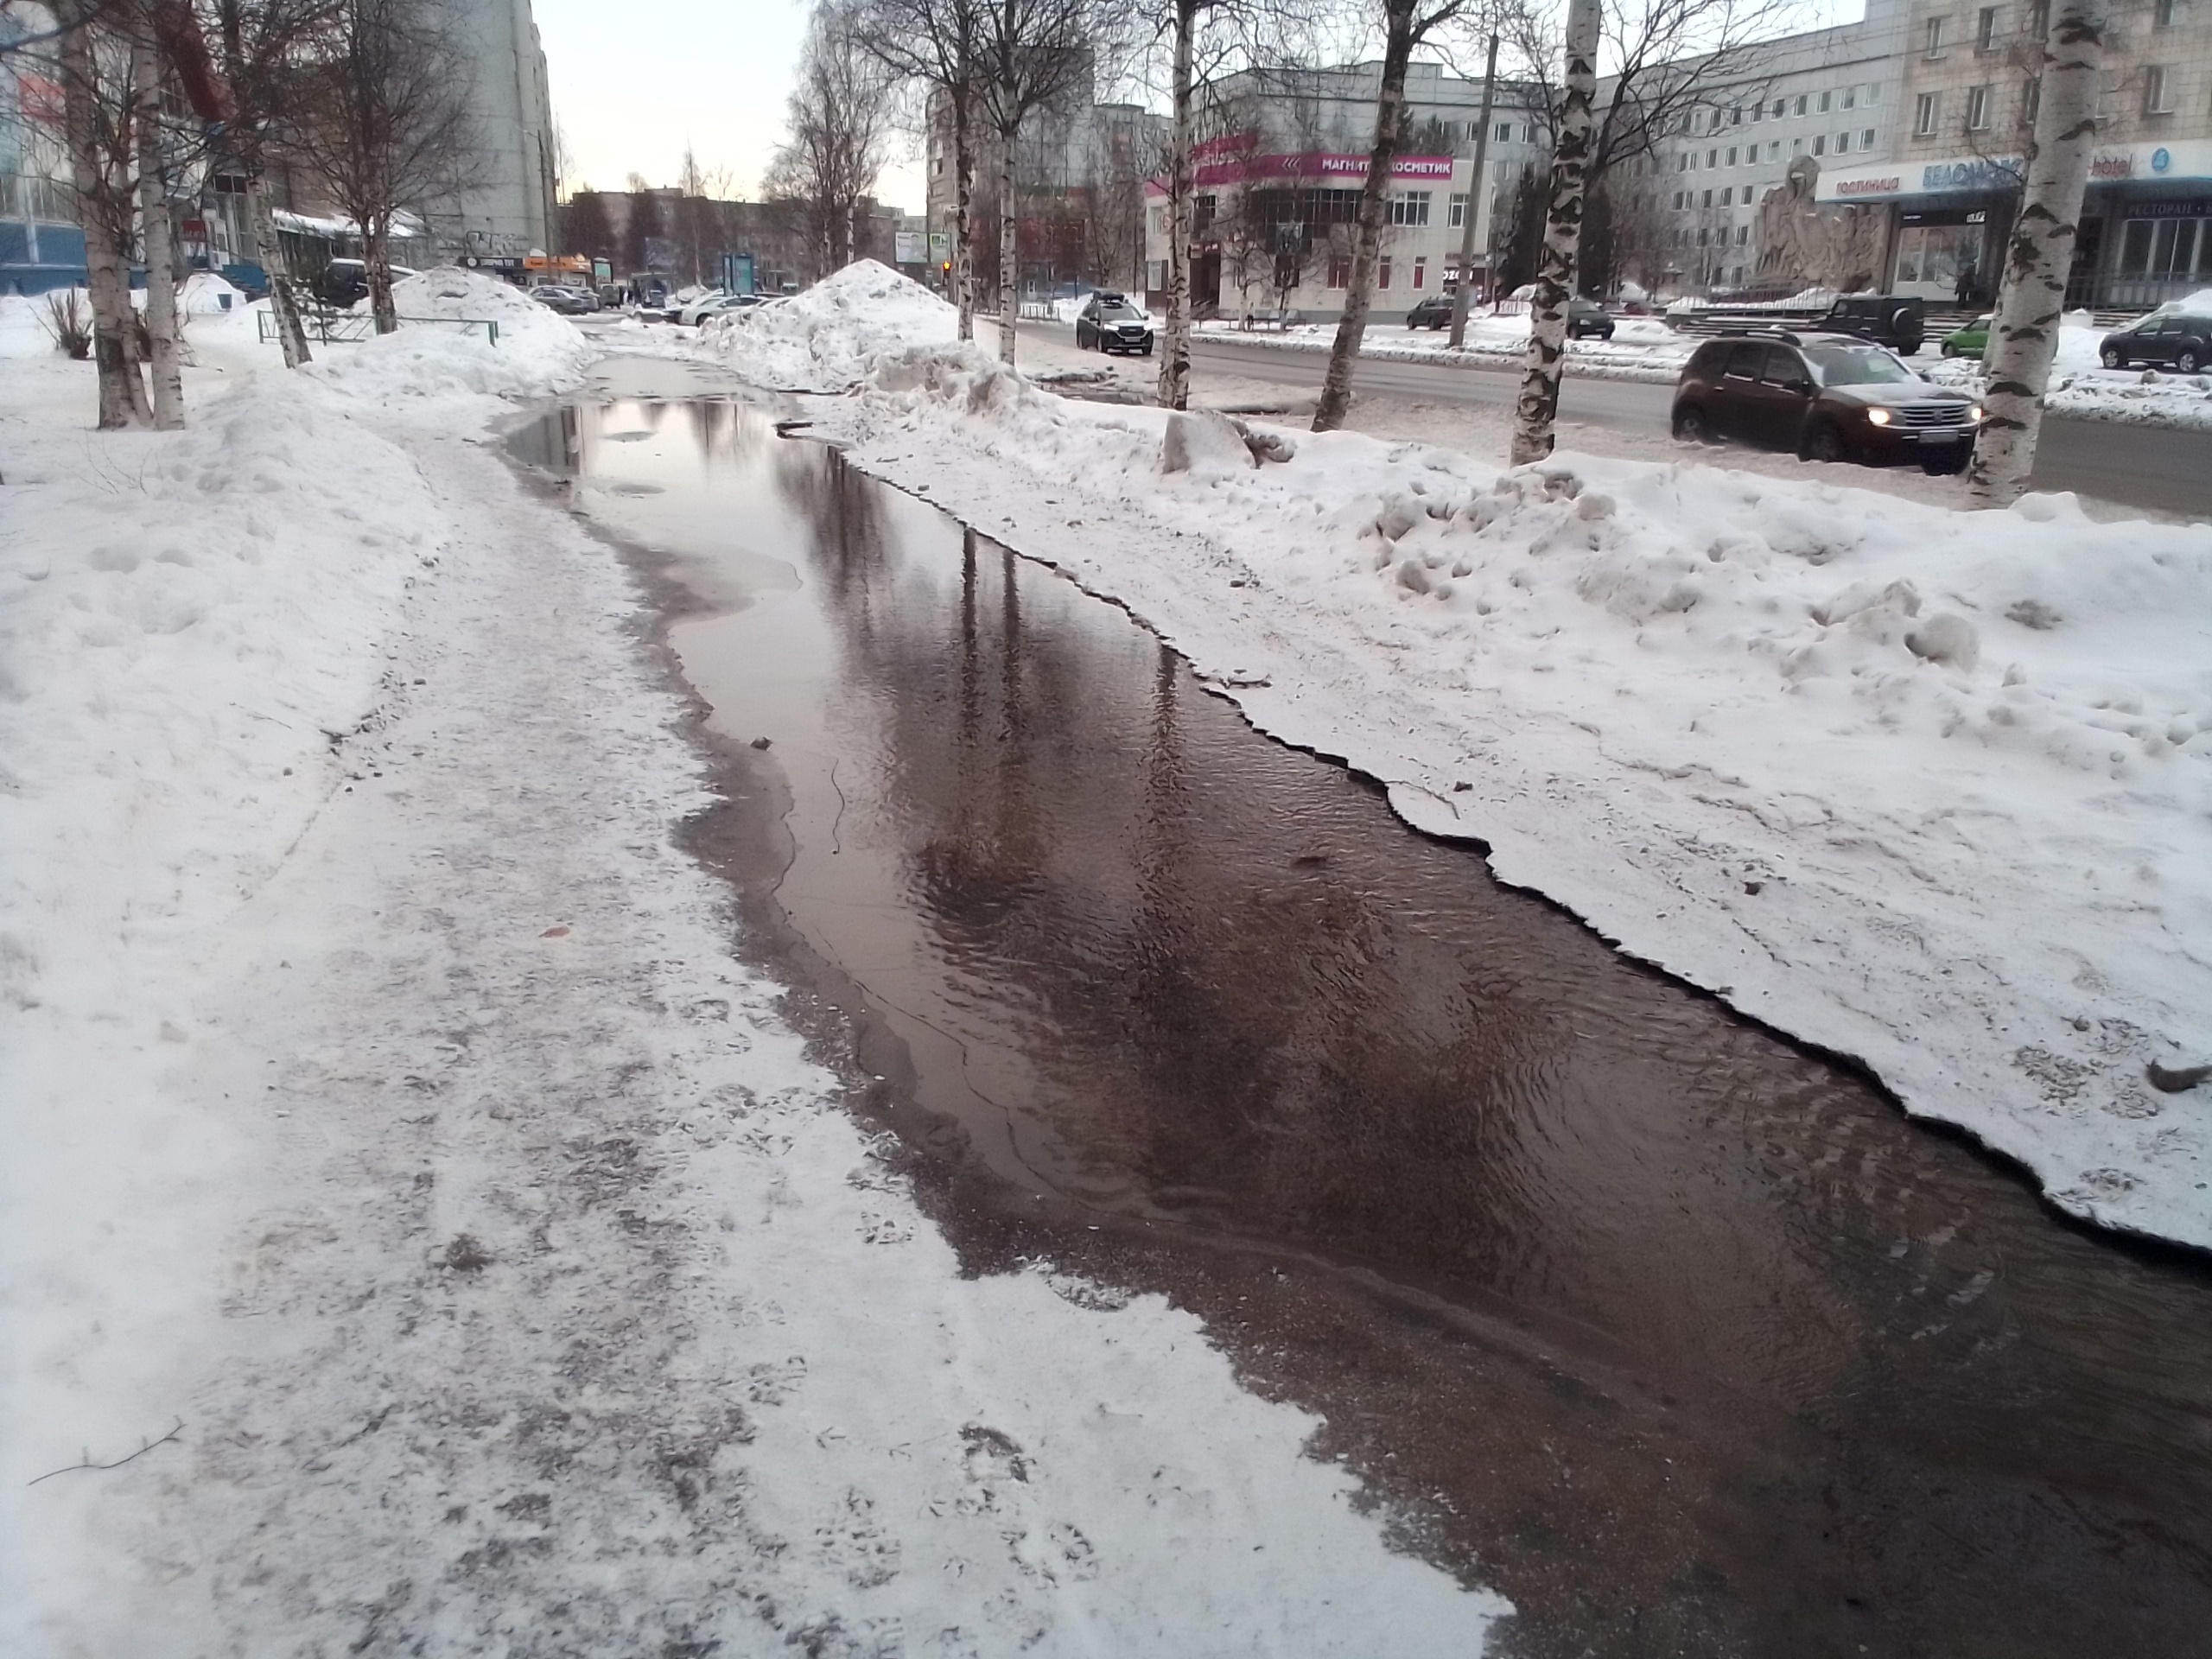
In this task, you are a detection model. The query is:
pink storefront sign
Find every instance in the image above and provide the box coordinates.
[1187,152,1457,187]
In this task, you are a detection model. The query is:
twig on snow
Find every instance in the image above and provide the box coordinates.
[27,1419,185,1486]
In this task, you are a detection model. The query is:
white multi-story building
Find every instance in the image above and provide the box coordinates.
[429,0,561,270]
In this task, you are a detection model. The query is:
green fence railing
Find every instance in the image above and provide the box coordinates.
[257,309,499,346]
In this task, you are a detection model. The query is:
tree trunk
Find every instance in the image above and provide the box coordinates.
[1447,33,1500,350]
[59,1,150,429]
[251,175,315,366]
[1157,0,1198,410]
[1969,2,2104,505]
[995,133,1017,364]
[1313,0,1417,433]
[365,218,397,334]
[953,90,976,341]
[133,44,185,429]
[1510,0,1599,467]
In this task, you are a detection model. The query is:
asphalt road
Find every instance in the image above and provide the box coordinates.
[1176,333,2212,518]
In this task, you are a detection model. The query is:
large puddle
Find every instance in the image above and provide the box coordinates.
[514,359,2212,1658]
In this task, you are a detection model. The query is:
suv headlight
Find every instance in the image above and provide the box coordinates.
[1967,404,1984,423]
[1865,407,1893,425]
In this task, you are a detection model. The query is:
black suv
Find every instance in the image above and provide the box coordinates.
[2099,312,2212,372]
[1670,331,1982,474]
[1406,295,1612,336]
[1815,295,1925,355]
[1076,291,1154,354]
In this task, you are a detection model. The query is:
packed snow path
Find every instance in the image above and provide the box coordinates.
[3,341,1502,1653]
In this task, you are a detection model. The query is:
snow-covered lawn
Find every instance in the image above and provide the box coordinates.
[715,263,2212,1253]
[1194,311,1695,383]
[1,274,1505,1651]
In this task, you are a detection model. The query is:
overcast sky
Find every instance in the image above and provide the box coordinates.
[533,0,926,209]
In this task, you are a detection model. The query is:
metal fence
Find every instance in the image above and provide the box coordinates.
[257,309,499,346]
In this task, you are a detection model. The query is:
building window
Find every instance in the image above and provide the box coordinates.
[1731,106,1743,125]
[1737,224,1751,245]
[1813,133,1827,156]
[1441,122,1460,145]
[2146,65,2176,114]
[1967,84,1993,128]
[1837,130,1852,153]
[1327,255,1350,289]
[1795,94,1808,115]
[1702,188,1713,207]
[1791,137,1804,155]
[1844,86,1858,110]
[1727,145,1738,165]
[1926,16,1947,57]
[1721,186,1733,205]
[1698,228,1711,246]
[1378,257,1392,289]
[1195,194,1217,233]
[1412,257,1427,288]
[1707,148,1719,167]
[1447,192,1469,227]
[1773,97,1787,117]
[2023,77,2040,126]
[2120,215,2212,277]
[1977,6,1999,50]
[1389,191,1432,226]
[1674,189,1687,208]
[1916,92,1942,134]
[1819,90,1833,112]
[1679,152,1690,172]
[1862,127,1877,149]
[1496,120,1512,143]
[2155,0,2177,25]
[1752,102,1764,121]
[1712,108,1726,131]
[2030,0,2049,36]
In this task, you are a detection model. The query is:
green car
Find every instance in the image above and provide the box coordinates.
[1942,314,1993,358]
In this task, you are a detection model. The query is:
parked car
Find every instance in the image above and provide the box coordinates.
[1670,330,1981,474]
[1941,314,1993,358]
[1567,297,1615,340]
[668,289,736,327]
[2100,311,2212,372]
[311,258,419,308]
[1406,294,1456,329]
[531,285,599,315]
[1075,291,1154,354]
[1814,294,1925,355]
[691,293,765,325]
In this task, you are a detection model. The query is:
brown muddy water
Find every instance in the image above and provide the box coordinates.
[512,359,2212,1659]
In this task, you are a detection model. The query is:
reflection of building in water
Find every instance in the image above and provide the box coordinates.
[1818,0,2212,308]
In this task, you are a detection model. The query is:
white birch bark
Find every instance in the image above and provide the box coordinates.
[953,94,976,341]
[58,1,150,429]
[1510,0,1599,467]
[1312,1,1418,433]
[1157,0,1198,411]
[1968,2,2104,504]
[133,43,185,430]
[251,175,315,367]
[996,139,1018,364]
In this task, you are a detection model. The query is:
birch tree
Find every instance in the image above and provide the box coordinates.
[1507,0,1596,466]
[855,0,986,339]
[130,36,184,427]
[976,0,1110,365]
[768,1,894,275]
[1311,0,1470,434]
[53,0,151,427]
[1152,0,1217,408]
[1968,0,2103,505]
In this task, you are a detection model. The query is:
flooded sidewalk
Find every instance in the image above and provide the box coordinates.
[515,358,2212,1659]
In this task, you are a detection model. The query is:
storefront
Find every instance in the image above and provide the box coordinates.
[1820,142,2212,310]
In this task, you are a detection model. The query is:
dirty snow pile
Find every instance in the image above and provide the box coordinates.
[1194,309,1694,382]
[304,264,593,400]
[3,300,1510,1651]
[782,346,2212,1249]
[704,258,963,391]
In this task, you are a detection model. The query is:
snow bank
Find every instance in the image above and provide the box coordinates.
[704,258,961,391]
[1923,310,2212,429]
[805,343,2212,1250]
[1191,312,1695,384]
[302,266,591,400]
[177,271,244,315]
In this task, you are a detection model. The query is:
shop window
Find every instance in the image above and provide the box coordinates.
[1925,16,1947,57]
[1327,255,1351,289]
[1378,257,1392,289]
[1916,92,1942,135]
[1412,257,1427,288]
[1448,193,1469,227]
[2145,65,2176,115]
[1893,221,1978,286]
[2120,216,2209,278]
[1977,7,1999,51]
[1967,84,1993,129]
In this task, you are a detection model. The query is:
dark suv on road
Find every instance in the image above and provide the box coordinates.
[1670,331,1982,474]
[1075,291,1154,354]
[2099,311,2212,372]
[1408,294,1613,337]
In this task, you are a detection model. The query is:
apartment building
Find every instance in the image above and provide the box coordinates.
[1646,0,1913,293]
[1137,60,1550,318]
[1819,0,2212,305]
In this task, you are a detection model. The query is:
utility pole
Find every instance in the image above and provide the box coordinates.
[1446,31,1497,352]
